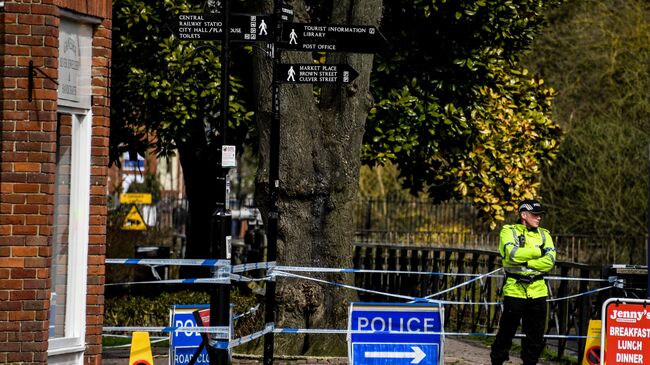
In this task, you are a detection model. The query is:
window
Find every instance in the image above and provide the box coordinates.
[48,112,91,357]
[48,13,99,364]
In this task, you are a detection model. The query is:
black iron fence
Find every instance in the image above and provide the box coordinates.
[112,197,648,265]
[353,199,647,265]
[351,243,625,361]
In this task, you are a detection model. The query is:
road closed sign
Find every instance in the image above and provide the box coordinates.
[170,305,210,365]
[602,298,650,365]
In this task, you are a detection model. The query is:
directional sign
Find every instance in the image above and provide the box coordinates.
[121,205,147,231]
[173,13,272,41]
[279,23,385,53]
[281,3,294,22]
[348,302,443,365]
[277,64,359,84]
[120,193,152,205]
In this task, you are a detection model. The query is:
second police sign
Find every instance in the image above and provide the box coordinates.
[348,302,444,365]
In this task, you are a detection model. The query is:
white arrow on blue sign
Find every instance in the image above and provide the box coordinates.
[347,302,444,365]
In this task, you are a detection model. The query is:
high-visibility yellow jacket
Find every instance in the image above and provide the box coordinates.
[498,224,556,299]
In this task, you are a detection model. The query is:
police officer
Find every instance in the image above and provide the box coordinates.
[490,199,556,365]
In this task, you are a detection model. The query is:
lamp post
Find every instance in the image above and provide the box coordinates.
[209,0,232,364]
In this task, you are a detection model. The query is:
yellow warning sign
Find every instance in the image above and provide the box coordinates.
[129,331,154,365]
[121,193,153,205]
[582,319,601,365]
[122,205,147,231]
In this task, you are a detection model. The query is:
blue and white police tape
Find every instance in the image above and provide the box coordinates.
[104,277,230,286]
[103,325,229,337]
[272,327,597,340]
[544,276,608,282]
[546,285,614,302]
[273,268,613,305]
[105,258,231,267]
[105,273,274,286]
[228,323,275,348]
[207,324,275,350]
[273,266,608,282]
[272,270,432,302]
[233,304,261,321]
[232,261,276,273]
[272,266,491,277]
[102,335,169,349]
[419,267,503,300]
[105,258,609,283]
[230,273,273,283]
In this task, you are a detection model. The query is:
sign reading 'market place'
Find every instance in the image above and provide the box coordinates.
[276,64,359,84]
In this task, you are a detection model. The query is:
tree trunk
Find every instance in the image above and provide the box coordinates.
[251,0,383,355]
[177,122,219,279]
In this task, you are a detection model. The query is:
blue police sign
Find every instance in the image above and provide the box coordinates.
[170,305,210,365]
[348,302,444,365]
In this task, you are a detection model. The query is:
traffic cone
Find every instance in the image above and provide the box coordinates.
[129,331,154,365]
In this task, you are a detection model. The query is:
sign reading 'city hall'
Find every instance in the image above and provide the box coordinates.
[173,13,272,41]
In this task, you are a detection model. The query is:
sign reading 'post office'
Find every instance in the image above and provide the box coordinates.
[279,23,385,53]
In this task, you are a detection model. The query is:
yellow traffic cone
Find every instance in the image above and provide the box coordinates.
[129,331,154,365]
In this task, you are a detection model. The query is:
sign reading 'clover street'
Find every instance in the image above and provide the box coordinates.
[276,64,359,84]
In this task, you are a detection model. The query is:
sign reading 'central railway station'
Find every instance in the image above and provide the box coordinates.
[173,13,272,41]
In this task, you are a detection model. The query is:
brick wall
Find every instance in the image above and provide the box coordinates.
[85,11,112,365]
[0,0,111,364]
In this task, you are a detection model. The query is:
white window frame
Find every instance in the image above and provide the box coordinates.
[47,109,92,358]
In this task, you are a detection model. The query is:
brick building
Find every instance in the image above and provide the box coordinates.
[0,1,111,364]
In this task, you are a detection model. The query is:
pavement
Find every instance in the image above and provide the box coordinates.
[102,337,569,365]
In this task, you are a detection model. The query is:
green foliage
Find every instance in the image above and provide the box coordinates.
[364,0,563,228]
[525,0,650,236]
[104,290,209,327]
[104,288,259,330]
[111,0,253,163]
[126,171,163,203]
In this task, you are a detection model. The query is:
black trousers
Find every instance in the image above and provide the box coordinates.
[490,296,548,365]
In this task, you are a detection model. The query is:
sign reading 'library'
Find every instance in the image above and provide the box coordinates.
[279,23,385,53]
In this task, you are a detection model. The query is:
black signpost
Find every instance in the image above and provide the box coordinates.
[171,2,386,364]
[278,22,385,53]
[280,3,294,22]
[173,13,272,41]
[275,64,359,84]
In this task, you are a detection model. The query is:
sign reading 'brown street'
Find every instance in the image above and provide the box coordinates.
[276,64,359,84]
